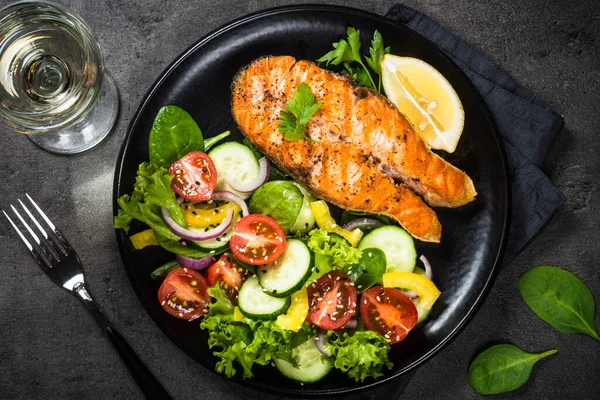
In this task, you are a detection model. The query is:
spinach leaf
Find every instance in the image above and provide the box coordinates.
[518,266,600,342]
[345,248,386,293]
[248,181,303,231]
[150,260,180,280]
[468,344,557,395]
[148,105,203,169]
[204,130,230,151]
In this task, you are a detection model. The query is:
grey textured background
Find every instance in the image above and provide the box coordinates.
[1,0,599,399]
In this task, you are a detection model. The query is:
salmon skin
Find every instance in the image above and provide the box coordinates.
[231,55,470,242]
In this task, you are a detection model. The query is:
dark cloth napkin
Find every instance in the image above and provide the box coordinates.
[235,4,565,399]
[386,4,565,266]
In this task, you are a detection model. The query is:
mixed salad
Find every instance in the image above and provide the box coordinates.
[115,104,441,383]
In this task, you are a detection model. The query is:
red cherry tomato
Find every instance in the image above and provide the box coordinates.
[205,253,250,304]
[306,271,357,330]
[168,151,217,202]
[157,267,210,321]
[230,214,286,265]
[360,286,418,344]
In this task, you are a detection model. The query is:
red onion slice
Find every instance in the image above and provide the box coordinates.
[176,255,216,270]
[420,254,433,280]
[315,331,331,357]
[210,191,249,216]
[162,207,234,241]
[342,217,384,231]
[225,157,270,193]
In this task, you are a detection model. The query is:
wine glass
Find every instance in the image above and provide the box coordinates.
[0,1,119,154]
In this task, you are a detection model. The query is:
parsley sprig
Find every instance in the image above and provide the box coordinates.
[317,27,390,93]
[278,83,322,142]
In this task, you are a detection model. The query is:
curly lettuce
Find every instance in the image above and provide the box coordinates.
[114,162,213,256]
[324,330,393,382]
[305,228,362,282]
[200,286,293,378]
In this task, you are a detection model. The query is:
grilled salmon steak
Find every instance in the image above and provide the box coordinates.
[232,56,474,242]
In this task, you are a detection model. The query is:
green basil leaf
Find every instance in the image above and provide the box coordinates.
[518,266,600,342]
[149,105,203,169]
[468,344,557,394]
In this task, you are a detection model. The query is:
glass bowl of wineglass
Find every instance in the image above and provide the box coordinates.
[0,0,119,154]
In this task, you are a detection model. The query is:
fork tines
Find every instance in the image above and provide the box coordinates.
[2,194,70,269]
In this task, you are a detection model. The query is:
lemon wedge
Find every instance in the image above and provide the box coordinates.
[381,54,464,153]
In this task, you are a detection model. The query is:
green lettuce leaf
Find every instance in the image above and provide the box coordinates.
[200,285,293,378]
[324,330,393,382]
[305,228,362,282]
[115,162,187,244]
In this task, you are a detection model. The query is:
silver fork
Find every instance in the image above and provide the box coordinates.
[3,194,171,400]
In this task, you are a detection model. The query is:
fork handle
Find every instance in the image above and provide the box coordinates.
[75,284,172,400]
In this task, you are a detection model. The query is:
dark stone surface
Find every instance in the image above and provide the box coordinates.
[1,0,599,399]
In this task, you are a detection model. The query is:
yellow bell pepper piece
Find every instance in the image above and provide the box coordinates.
[130,229,159,250]
[276,287,309,332]
[310,200,363,247]
[382,272,441,310]
[181,201,241,228]
[233,306,244,322]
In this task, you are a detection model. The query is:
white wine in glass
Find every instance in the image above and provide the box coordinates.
[0,1,119,154]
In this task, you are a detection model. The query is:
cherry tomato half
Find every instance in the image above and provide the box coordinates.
[230,214,286,265]
[169,151,217,202]
[158,267,210,321]
[205,253,250,304]
[307,271,357,330]
[360,286,418,344]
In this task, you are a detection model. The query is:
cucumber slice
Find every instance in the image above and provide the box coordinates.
[358,226,416,273]
[289,183,317,234]
[274,337,333,383]
[208,142,260,199]
[414,299,432,325]
[257,239,313,298]
[411,266,431,324]
[238,276,290,320]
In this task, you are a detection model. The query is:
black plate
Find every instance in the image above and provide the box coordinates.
[114,5,509,397]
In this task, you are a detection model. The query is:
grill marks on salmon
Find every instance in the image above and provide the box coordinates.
[232,56,472,242]
[282,58,477,207]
